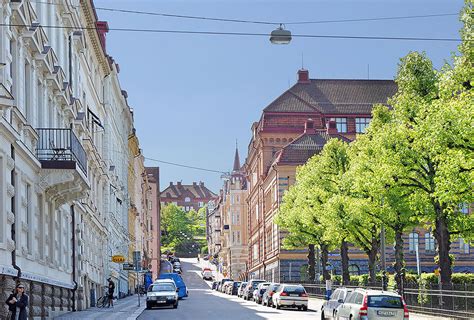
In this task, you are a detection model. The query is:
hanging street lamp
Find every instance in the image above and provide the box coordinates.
[270,24,292,44]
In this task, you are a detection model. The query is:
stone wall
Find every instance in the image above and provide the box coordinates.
[0,275,73,320]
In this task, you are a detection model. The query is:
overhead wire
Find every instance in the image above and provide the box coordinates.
[0,23,462,42]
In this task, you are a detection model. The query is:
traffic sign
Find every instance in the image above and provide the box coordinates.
[112,255,126,263]
[123,263,134,271]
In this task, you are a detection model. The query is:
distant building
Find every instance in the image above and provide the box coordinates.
[160,181,217,212]
[145,167,161,280]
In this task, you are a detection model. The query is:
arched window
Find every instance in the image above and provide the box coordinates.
[425,233,436,253]
[184,197,191,203]
[348,264,360,276]
[409,232,419,253]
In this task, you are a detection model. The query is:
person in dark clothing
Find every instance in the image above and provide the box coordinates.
[5,283,29,320]
[107,278,115,308]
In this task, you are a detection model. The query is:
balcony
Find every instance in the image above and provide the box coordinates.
[37,128,87,174]
[36,128,89,208]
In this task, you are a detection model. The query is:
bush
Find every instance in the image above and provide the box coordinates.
[451,273,474,284]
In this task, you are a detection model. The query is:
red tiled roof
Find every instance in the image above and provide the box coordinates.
[264,79,397,114]
[160,183,217,199]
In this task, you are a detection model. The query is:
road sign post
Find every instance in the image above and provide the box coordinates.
[133,251,141,307]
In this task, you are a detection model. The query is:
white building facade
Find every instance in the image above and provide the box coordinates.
[0,0,134,317]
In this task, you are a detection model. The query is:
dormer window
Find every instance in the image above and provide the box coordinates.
[185,197,191,203]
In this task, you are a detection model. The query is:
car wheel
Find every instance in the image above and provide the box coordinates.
[173,303,178,309]
[302,306,307,311]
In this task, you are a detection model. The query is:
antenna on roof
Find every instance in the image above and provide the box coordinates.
[301,52,304,69]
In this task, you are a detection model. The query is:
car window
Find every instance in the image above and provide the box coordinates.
[368,295,403,309]
[284,286,306,294]
[353,293,364,305]
[344,292,355,303]
[330,289,340,300]
[150,284,175,292]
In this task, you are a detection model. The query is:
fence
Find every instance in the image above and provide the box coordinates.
[296,281,474,320]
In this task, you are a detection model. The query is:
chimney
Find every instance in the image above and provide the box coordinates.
[297,69,310,84]
[199,181,204,187]
[96,21,109,52]
[326,118,338,134]
[169,182,173,186]
[177,181,182,187]
[193,182,197,186]
[304,118,316,134]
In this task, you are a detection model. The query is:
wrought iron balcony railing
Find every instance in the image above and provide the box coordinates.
[36,128,87,175]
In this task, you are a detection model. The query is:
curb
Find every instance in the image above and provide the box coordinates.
[126,305,146,320]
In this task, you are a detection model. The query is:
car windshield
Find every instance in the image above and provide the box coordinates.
[368,295,403,308]
[150,284,175,292]
[252,281,265,288]
[284,286,306,294]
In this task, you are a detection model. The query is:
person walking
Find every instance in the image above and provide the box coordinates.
[107,278,115,308]
[5,283,29,320]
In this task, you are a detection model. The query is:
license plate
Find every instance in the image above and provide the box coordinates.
[377,310,396,316]
[290,294,299,297]
[156,300,166,303]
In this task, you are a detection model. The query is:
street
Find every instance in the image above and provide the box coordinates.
[138,258,316,320]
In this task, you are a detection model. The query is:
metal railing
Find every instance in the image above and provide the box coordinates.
[36,128,87,175]
[295,281,474,319]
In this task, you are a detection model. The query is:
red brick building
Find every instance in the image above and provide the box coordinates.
[161,181,217,212]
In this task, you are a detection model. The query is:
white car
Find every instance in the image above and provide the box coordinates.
[337,289,409,320]
[272,284,308,311]
[202,270,213,280]
[146,280,179,309]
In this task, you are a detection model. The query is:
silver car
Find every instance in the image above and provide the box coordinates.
[146,281,179,309]
[321,287,353,319]
[337,289,409,320]
[272,284,308,311]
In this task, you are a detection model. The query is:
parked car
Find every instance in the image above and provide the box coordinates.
[158,273,188,299]
[237,282,247,297]
[272,284,308,311]
[217,278,232,292]
[229,281,242,295]
[321,287,353,319]
[225,281,234,295]
[337,289,409,320]
[173,265,182,274]
[146,280,179,309]
[254,282,271,304]
[243,279,267,301]
[262,283,280,307]
[202,270,213,280]
[222,281,233,293]
[211,281,219,290]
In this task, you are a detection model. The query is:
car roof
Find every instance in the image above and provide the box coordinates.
[354,289,401,297]
[153,279,176,284]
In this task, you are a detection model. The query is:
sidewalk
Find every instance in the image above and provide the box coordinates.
[54,294,146,320]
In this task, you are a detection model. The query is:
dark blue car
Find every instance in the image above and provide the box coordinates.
[158,273,188,299]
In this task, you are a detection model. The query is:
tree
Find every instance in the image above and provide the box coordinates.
[160,204,193,251]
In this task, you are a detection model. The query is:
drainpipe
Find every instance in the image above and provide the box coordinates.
[71,204,77,312]
[10,145,21,281]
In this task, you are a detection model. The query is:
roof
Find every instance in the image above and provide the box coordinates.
[264,79,397,114]
[275,131,351,166]
[161,182,217,199]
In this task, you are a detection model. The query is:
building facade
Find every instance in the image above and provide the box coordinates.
[245,69,398,282]
[0,0,143,317]
[145,167,161,280]
[160,181,217,212]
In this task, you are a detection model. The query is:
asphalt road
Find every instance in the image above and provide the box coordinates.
[138,258,316,320]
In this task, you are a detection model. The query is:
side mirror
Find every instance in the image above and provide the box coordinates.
[338,299,344,303]
[176,288,180,292]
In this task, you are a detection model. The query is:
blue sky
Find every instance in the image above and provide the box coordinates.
[95,0,464,193]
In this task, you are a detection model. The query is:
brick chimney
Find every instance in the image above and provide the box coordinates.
[177,181,182,187]
[304,118,316,134]
[297,69,310,84]
[169,182,173,186]
[96,21,109,52]
[326,118,338,134]
[199,181,204,187]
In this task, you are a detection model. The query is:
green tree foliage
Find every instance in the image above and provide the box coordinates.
[161,203,194,251]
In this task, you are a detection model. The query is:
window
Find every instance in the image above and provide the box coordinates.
[232,212,240,225]
[198,201,204,207]
[409,232,419,253]
[255,204,259,221]
[460,238,470,254]
[236,231,241,244]
[425,233,436,253]
[355,118,371,133]
[459,203,469,214]
[231,196,235,204]
[348,264,360,276]
[335,118,347,133]
[184,197,191,203]
[232,231,235,244]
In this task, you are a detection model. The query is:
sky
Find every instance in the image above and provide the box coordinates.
[94,0,465,193]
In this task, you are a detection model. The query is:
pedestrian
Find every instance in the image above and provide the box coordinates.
[107,278,115,308]
[5,283,29,320]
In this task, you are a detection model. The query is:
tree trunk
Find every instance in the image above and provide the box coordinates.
[307,244,316,282]
[340,239,350,285]
[321,244,331,281]
[394,226,405,295]
[434,202,453,308]
[367,235,379,286]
